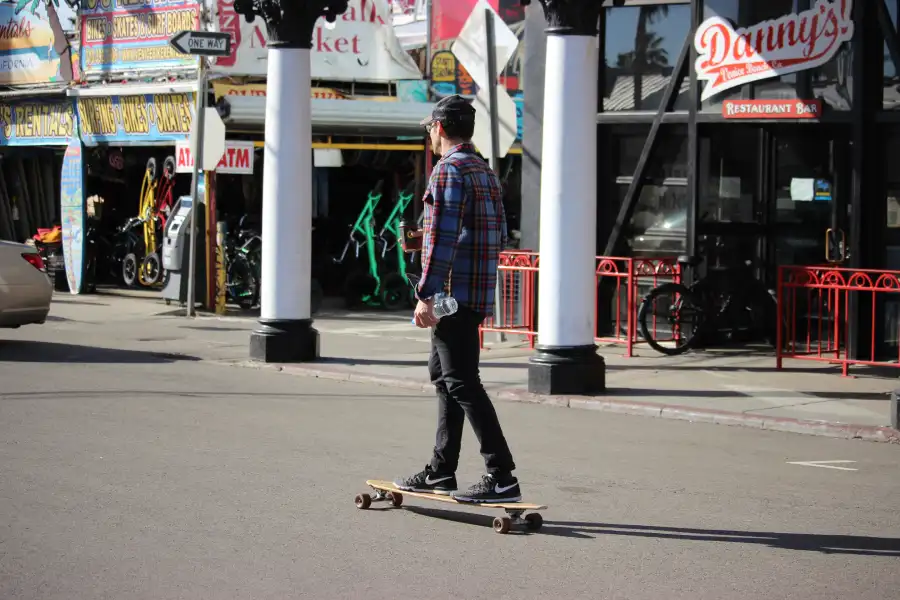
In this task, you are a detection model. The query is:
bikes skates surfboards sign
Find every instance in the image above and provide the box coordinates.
[694,0,854,102]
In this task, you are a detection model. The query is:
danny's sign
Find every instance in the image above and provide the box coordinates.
[695,0,853,101]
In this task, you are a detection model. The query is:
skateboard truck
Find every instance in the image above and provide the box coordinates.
[355,480,546,535]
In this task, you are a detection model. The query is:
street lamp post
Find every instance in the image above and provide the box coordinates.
[235,0,349,363]
[524,0,606,395]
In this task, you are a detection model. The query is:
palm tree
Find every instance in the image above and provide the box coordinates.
[13,0,74,82]
[631,5,669,109]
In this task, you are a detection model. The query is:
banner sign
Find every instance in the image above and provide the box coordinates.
[695,0,854,101]
[722,99,823,119]
[77,92,195,145]
[175,139,255,175]
[80,0,201,76]
[0,100,76,145]
[210,81,346,100]
[213,0,422,81]
[0,3,66,84]
[60,138,86,294]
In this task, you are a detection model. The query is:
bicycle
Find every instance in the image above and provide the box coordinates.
[637,254,779,356]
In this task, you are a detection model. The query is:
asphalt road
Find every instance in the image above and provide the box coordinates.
[1,339,898,599]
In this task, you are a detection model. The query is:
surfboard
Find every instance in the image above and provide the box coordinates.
[60,138,85,294]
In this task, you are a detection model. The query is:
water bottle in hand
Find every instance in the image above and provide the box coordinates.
[432,294,458,318]
[411,293,458,324]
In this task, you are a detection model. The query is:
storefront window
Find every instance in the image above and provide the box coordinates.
[698,127,761,224]
[603,4,692,112]
[614,129,689,253]
[701,0,853,111]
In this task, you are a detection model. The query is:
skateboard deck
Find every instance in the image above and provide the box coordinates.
[355,480,547,534]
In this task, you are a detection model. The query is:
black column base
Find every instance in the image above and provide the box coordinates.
[527,344,606,396]
[249,318,319,363]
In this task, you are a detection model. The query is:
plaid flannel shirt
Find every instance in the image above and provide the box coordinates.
[417,143,507,317]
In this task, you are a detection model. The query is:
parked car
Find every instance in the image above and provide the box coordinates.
[0,240,52,328]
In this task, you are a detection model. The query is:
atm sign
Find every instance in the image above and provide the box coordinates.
[175,140,255,175]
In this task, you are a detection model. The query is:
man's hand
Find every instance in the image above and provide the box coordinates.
[414,298,438,328]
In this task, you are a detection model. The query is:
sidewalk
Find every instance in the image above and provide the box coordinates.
[7,291,899,444]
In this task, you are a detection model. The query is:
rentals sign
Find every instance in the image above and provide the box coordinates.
[695,0,854,101]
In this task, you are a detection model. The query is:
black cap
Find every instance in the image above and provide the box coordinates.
[420,94,476,128]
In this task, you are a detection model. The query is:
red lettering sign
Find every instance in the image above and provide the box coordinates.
[695,0,853,101]
[216,0,241,68]
[722,99,823,119]
[175,141,255,175]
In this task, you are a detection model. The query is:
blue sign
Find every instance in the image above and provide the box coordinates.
[0,99,75,145]
[76,92,195,145]
[80,0,200,76]
[60,138,85,294]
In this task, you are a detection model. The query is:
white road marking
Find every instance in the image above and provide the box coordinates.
[787,460,858,471]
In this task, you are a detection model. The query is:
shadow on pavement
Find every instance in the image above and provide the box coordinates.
[0,389,415,400]
[0,341,200,364]
[400,507,900,554]
[318,356,528,369]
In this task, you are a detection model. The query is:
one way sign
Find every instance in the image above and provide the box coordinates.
[170,30,232,57]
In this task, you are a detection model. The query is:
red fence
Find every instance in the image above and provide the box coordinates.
[777,265,900,375]
[479,251,681,356]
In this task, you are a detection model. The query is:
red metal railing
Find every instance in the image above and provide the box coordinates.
[479,250,539,347]
[479,251,681,356]
[777,265,900,376]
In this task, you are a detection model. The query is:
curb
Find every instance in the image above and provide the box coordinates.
[229,360,900,445]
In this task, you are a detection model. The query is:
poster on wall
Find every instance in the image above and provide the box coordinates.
[60,138,85,295]
[77,92,195,145]
[212,0,422,81]
[0,100,76,145]
[694,0,854,101]
[0,2,68,84]
[80,0,201,76]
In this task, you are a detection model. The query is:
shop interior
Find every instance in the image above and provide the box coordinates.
[76,140,523,312]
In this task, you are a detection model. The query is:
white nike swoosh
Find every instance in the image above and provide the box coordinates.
[494,483,518,494]
[425,475,452,485]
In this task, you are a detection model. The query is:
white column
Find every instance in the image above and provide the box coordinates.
[260,47,312,322]
[536,34,598,349]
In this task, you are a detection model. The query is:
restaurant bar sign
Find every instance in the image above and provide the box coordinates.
[81,0,201,76]
[695,0,854,101]
[723,99,823,120]
[77,92,195,145]
[0,100,75,145]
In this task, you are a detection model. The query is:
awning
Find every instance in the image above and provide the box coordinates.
[222,96,435,137]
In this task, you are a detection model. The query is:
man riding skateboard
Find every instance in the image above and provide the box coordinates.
[393,95,521,504]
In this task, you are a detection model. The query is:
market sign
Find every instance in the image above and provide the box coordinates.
[174,139,255,175]
[695,0,854,101]
[0,2,66,84]
[0,100,75,145]
[722,99,823,119]
[80,0,201,76]
[77,92,195,146]
[212,0,422,81]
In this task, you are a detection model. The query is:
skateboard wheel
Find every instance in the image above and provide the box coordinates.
[525,513,543,531]
[387,491,403,507]
[355,493,372,509]
[493,516,511,534]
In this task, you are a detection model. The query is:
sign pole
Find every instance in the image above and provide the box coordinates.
[186,57,207,318]
[484,8,505,343]
[484,7,501,175]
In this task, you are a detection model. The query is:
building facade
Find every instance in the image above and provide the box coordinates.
[521,0,900,358]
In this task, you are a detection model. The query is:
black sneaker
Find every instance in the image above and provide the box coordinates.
[393,466,457,495]
[452,473,521,503]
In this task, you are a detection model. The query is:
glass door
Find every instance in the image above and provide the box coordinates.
[768,126,851,269]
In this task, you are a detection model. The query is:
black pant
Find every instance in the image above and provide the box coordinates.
[428,304,516,476]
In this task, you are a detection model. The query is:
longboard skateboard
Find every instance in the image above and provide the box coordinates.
[355,480,547,534]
